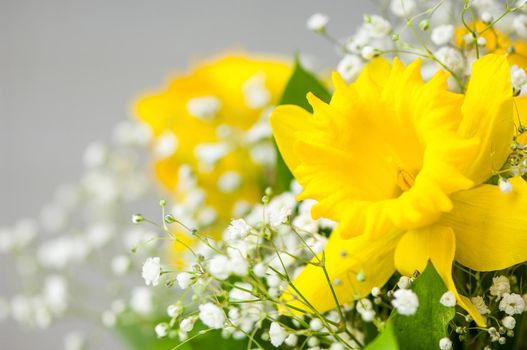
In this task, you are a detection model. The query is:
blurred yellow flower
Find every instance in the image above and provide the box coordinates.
[271,54,527,326]
[456,21,527,70]
[135,54,290,265]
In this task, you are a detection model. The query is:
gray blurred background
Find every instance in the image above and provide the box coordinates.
[0,0,373,348]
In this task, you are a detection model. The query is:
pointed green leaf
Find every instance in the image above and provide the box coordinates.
[364,321,400,350]
[391,262,456,350]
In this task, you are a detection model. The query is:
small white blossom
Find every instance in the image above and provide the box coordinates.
[208,255,230,280]
[499,178,513,194]
[155,323,169,338]
[513,14,527,39]
[309,318,323,331]
[243,73,271,109]
[229,282,256,302]
[390,0,416,17]
[337,55,363,83]
[435,47,465,75]
[499,293,525,315]
[285,334,298,347]
[43,275,68,314]
[167,303,183,318]
[142,257,162,286]
[471,296,490,315]
[364,15,392,38]
[398,276,411,289]
[431,25,454,46]
[101,310,116,328]
[361,46,377,60]
[187,96,221,119]
[439,337,452,350]
[199,303,225,329]
[371,287,381,297]
[490,276,511,298]
[253,262,267,277]
[502,315,516,329]
[154,131,178,159]
[176,272,193,289]
[392,289,419,316]
[194,143,230,171]
[111,255,131,276]
[269,321,288,347]
[224,219,252,240]
[217,171,242,193]
[440,291,456,307]
[130,287,153,315]
[83,141,107,168]
[511,65,527,93]
[307,13,329,32]
[180,317,195,332]
[64,331,85,350]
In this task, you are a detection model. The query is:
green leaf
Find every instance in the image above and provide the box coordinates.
[390,262,455,350]
[364,321,399,350]
[274,58,331,193]
[118,317,248,350]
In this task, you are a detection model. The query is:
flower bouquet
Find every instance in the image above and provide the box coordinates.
[2,1,527,349]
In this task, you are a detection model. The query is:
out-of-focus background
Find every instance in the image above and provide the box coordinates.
[0,0,373,348]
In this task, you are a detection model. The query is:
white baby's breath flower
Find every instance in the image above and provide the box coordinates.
[364,15,392,38]
[511,65,527,93]
[307,13,329,32]
[64,331,85,350]
[180,317,195,332]
[471,296,490,315]
[431,25,454,46]
[361,46,377,60]
[194,143,230,171]
[440,291,456,307]
[439,337,452,350]
[435,47,465,75]
[167,303,183,318]
[397,276,411,289]
[490,276,511,298]
[43,275,68,314]
[111,255,131,276]
[243,73,271,109]
[502,316,516,330]
[217,171,242,193]
[83,141,108,168]
[269,321,288,347]
[187,96,221,119]
[499,293,525,315]
[499,178,513,194]
[253,262,267,277]
[155,323,169,338]
[208,255,231,280]
[390,0,416,17]
[142,257,162,286]
[224,218,251,240]
[199,303,225,329]
[309,318,323,331]
[176,272,193,289]
[513,14,527,39]
[130,287,153,315]
[154,131,178,159]
[337,55,363,83]
[285,334,298,347]
[229,282,256,302]
[392,289,419,316]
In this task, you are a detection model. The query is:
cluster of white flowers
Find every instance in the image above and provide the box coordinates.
[308,0,527,94]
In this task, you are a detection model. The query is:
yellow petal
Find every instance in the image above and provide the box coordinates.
[281,230,400,314]
[439,177,527,272]
[394,226,486,326]
[270,105,313,174]
[459,54,514,184]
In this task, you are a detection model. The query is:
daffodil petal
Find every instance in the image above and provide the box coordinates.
[270,105,313,173]
[394,226,486,326]
[459,54,514,184]
[281,230,400,314]
[440,177,527,272]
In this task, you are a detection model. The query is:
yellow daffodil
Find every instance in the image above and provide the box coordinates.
[271,54,527,326]
[135,54,290,265]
